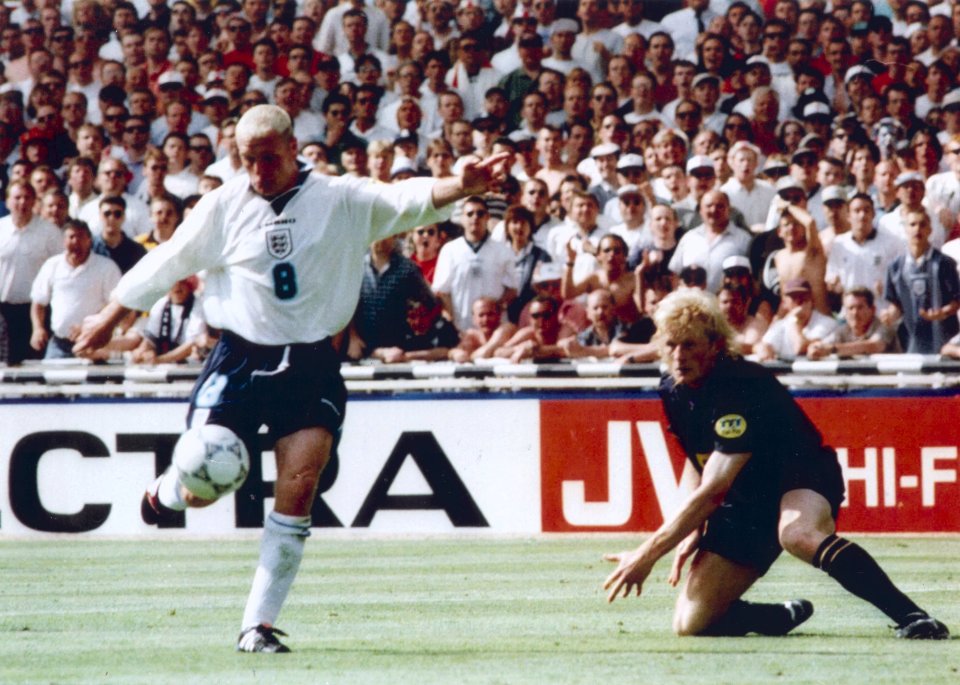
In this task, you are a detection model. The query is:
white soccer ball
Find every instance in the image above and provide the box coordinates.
[173,424,250,500]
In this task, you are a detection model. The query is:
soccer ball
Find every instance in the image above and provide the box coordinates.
[172,424,250,500]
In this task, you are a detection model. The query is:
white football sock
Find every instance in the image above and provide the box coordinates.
[156,469,187,511]
[241,511,311,630]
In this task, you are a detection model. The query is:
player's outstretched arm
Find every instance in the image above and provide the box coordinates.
[73,300,133,357]
[431,152,512,209]
[603,451,750,603]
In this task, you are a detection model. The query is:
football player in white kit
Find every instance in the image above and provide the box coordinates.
[74,105,510,653]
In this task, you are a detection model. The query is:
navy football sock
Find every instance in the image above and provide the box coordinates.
[813,534,923,625]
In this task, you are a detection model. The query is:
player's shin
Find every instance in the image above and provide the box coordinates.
[241,511,311,630]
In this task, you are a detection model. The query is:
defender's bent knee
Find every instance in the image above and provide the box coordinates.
[779,522,828,563]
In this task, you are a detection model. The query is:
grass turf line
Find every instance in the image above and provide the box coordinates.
[0,537,957,684]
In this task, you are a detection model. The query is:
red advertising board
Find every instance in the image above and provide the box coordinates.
[540,397,960,533]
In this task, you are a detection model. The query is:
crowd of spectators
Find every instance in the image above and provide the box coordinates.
[4,0,960,366]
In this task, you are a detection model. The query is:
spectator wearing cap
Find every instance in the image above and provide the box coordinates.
[880,207,960,353]
[669,189,751,293]
[604,153,648,223]
[660,0,715,59]
[760,146,827,232]
[444,28,503,122]
[541,18,579,76]
[689,72,724,135]
[844,65,877,117]
[937,88,960,145]
[755,277,837,361]
[819,185,852,256]
[608,183,647,254]
[571,0,624,85]
[673,154,717,232]
[721,141,775,231]
[583,142,621,210]
[880,172,949,248]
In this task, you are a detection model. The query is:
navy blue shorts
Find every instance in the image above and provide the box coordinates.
[187,331,347,453]
[699,456,845,575]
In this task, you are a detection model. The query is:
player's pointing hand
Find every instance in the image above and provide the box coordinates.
[459,152,512,196]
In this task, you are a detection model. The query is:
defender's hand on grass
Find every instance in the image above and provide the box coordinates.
[603,548,656,603]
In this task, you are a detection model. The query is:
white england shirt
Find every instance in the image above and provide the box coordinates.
[114,172,451,345]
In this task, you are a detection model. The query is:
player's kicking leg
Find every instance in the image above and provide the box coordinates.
[674,550,814,636]
[779,488,950,640]
[236,425,333,654]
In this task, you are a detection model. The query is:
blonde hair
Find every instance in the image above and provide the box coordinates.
[235,104,293,142]
[653,289,740,362]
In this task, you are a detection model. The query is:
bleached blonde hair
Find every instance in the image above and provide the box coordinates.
[235,104,293,142]
[653,289,740,363]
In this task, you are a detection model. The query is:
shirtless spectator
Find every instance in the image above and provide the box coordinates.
[562,232,638,323]
[718,282,768,355]
[534,125,576,196]
[771,202,829,315]
[809,287,901,359]
[495,295,571,362]
[756,278,837,361]
[449,296,517,362]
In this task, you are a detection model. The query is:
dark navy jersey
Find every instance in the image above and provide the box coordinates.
[659,355,837,509]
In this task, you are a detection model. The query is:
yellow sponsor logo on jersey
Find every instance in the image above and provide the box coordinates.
[714,414,747,439]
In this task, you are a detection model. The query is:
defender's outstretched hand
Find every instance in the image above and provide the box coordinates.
[603,548,656,603]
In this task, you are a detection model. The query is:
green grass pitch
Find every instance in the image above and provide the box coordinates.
[0,536,957,684]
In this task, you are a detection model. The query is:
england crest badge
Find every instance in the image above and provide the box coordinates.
[266,228,293,259]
